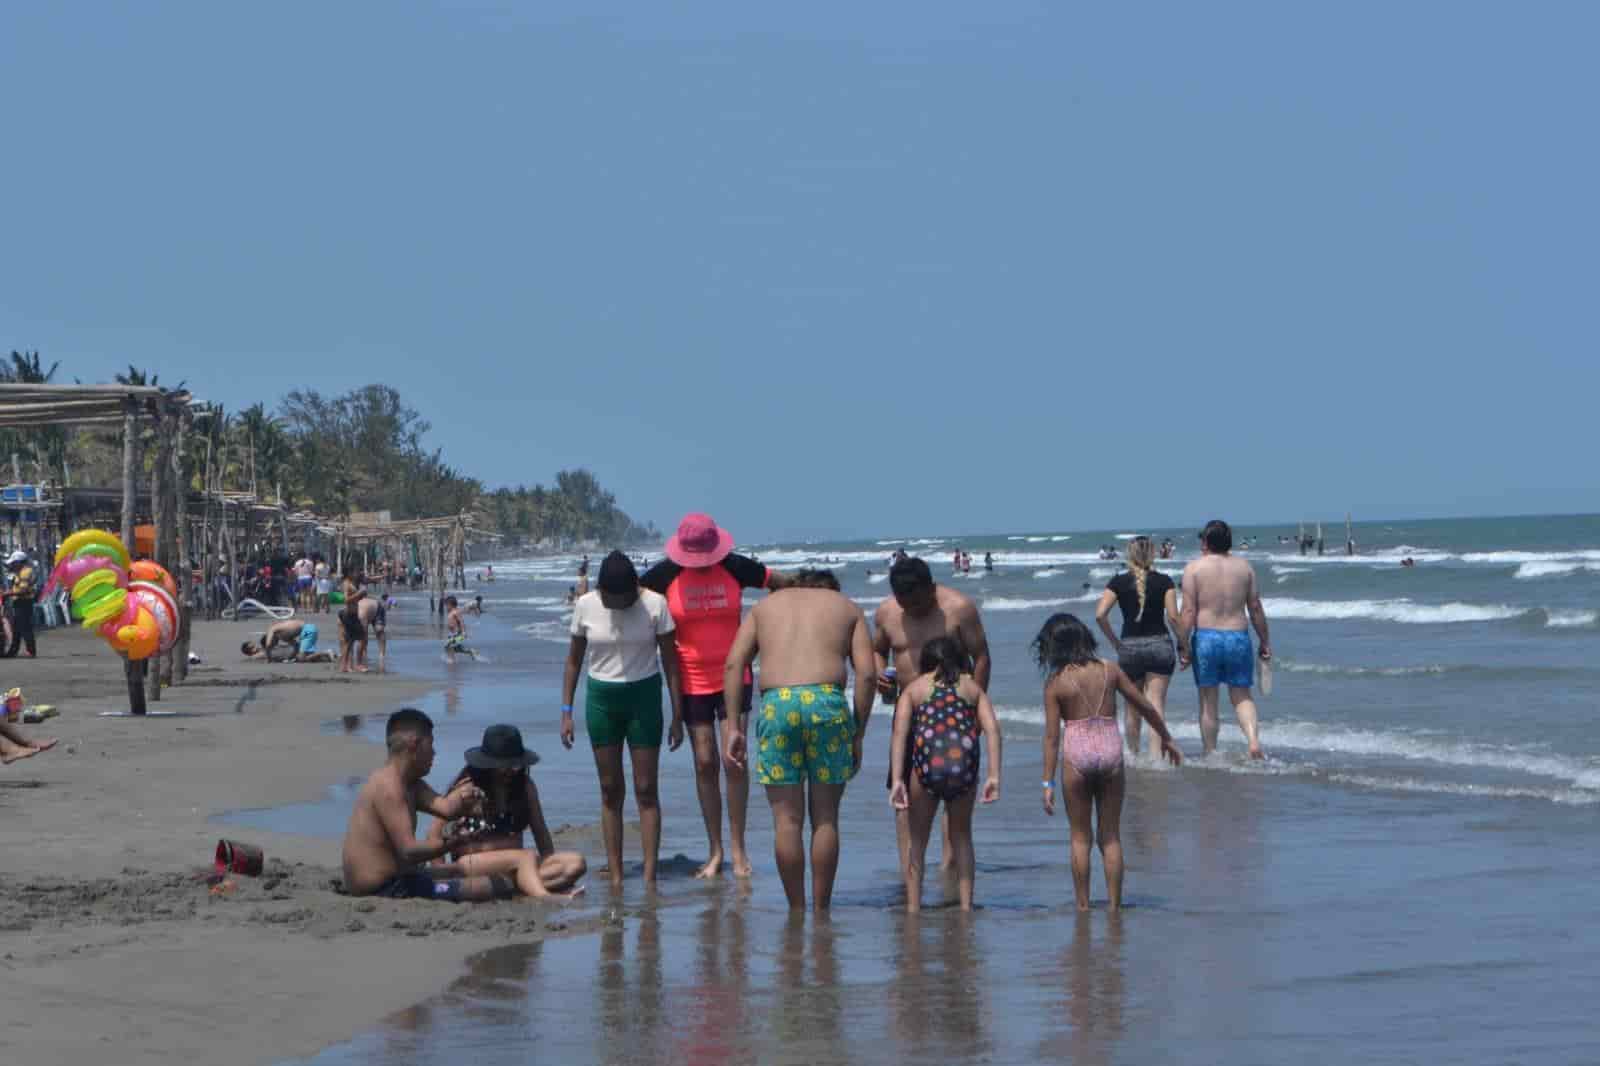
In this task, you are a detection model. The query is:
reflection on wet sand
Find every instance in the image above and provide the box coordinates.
[595,912,666,1064]
[890,910,992,1061]
[674,898,750,1062]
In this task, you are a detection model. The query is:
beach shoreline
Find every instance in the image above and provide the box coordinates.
[0,618,600,1066]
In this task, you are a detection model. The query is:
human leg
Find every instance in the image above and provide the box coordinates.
[629,743,663,883]
[538,851,588,892]
[807,781,846,911]
[1097,768,1127,912]
[591,744,627,887]
[724,719,752,877]
[688,721,725,878]
[453,848,561,898]
[767,784,808,910]
[1197,686,1221,754]
[1228,686,1265,758]
[1063,764,1096,911]
[902,776,937,913]
[946,788,978,911]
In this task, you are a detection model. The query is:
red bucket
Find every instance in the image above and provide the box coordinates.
[214,839,265,877]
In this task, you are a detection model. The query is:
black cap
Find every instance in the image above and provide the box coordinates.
[463,724,540,770]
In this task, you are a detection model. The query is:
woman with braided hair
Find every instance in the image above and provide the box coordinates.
[1094,536,1180,754]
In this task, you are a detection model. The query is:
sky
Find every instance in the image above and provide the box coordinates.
[2,3,1595,541]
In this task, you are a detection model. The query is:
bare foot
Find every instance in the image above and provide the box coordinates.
[1,746,39,765]
[1249,746,1265,760]
[34,738,57,752]
[730,852,754,878]
[354,666,369,674]
[694,855,724,880]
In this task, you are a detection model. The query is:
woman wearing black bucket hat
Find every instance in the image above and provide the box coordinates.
[561,550,685,888]
[427,724,587,893]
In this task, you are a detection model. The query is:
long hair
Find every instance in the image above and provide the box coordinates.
[1126,535,1155,622]
[451,764,530,826]
[1032,613,1099,677]
[918,635,969,686]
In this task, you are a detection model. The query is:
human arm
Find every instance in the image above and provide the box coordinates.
[1114,663,1182,765]
[658,631,686,752]
[722,611,760,770]
[959,602,993,691]
[526,778,555,858]
[260,631,277,662]
[849,608,878,772]
[1177,565,1197,665]
[1163,586,1187,670]
[383,781,475,865]
[1094,588,1121,652]
[560,634,587,749]
[975,688,1002,803]
[872,604,896,697]
[1246,567,1271,660]
[888,687,913,810]
[1041,680,1060,814]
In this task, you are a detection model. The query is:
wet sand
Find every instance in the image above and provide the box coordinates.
[0,616,599,1066]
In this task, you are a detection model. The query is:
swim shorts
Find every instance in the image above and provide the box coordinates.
[374,871,464,902]
[1118,634,1176,682]
[756,683,856,787]
[372,604,387,636]
[296,624,319,656]
[1191,628,1254,688]
[296,575,313,590]
[585,674,664,749]
[341,611,366,643]
[682,688,752,727]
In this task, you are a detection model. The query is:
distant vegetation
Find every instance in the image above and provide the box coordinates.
[1,351,657,546]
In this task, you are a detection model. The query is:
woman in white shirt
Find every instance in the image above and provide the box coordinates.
[560,551,685,887]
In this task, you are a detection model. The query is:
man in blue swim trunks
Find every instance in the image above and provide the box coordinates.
[1178,520,1270,759]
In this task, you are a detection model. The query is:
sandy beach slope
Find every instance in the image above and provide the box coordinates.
[0,619,599,1066]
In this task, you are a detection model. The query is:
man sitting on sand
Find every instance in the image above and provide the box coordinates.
[723,568,876,911]
[340,708,571,901]
[1,718,56,764]
[241,620,335,663]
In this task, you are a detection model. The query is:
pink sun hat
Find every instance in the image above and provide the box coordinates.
[665,513,735,568]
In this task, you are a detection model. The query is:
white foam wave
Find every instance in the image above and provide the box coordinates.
[1546,609,1598,629]
[1261,597,1526,624]
[981,594,1098,611]
[1325,774,1600,806]
[1025,536,1048,543]
[875,539,906,546]
[1463,550,1600,564]
[488,596,567,607]
[1277,661,1449,677]
[868,573,888,584]
[1515,561,1600,580]
[514,620,571,644]
[1007,536,1025,541]
[1050,535,1072,542]
[1270,566,1309,576]
[1033,569,1063,579]
[1115,533,1139,540]
[1089,566,1119,580]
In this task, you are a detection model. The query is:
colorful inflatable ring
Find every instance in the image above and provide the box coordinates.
[54,529,130,570]
[80,589,130,630]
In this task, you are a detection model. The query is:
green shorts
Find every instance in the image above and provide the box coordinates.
[755,683,856,787]
[585,675,664,750]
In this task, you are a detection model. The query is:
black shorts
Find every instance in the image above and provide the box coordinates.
[341,613,366,642]
[1118,635,1176,682]
[682,688,752,727]
[374,872,463,901]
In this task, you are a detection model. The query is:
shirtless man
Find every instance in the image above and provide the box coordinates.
[873,556,991,873]
[722,569,876,911]
[444,595,473,663]
[1178,519,1270,759]
[241,619,333,663]
[341,708,563,901]
[357,594,388,674]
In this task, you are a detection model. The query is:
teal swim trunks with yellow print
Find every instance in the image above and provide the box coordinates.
[755,683,856,787]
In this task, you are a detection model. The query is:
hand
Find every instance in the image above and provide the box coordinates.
[875,674,897,698]
[1259,643,1272,662]
[448,780,484,814]
[888,780,909,810]
[1042,782,1055,816]
[560,712,575,750]
[442,821,484,852]
[668,717,685,752]
[1160,737,1184,766]
[1177,650,1191,672]
[981,777,1000,804]
[851,735,864,775]
[724,728,747,771]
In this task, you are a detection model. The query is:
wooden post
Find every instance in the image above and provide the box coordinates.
[148,404,177,700]
[172,409,192,683]
[121,398,145,716]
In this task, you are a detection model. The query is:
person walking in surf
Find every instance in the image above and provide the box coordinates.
[1178,520,1270,758]
[1094,536,1180,754]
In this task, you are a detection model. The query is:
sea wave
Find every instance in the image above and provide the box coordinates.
[1325,774,1600,806]
[1088,566,1119,580]
[1260,597,1525,624]
[1545,609,1598,629]
[981,594,1099,612]
[868,573,888,584]
[514,620,571,644]
[1462,550,1600,564]
[1033,569,1063,579]
[1277,661,1450,677]
[1514,561,1600,580]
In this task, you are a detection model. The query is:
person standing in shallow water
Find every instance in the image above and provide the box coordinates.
[640,513,791,880]
[1178,519,1270,758]
[1035,614,1181,912]
[1094,536,1180,754]
[561,551,685,888]
[723,569,876,911]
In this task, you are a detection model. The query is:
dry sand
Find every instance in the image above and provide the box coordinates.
[0,617,601,1066]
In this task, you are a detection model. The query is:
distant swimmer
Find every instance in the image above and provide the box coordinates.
[983,551,994,572]
[1401,557,1416,568]
[1159,539,1175,560]
[1178,520,1269,759]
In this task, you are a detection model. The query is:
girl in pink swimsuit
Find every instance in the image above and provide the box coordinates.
[1033,613,1182,912]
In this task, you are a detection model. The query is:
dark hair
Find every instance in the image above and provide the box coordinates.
[597,550,638,596]
[1201,519,1233,553]
[1032,613,1098,676]
[919,635,969,686]
[889,557,933,599]
[790,568,840,591]
[386,707,433,752]
[452,764,529,827]
[444,595,458,608]
[240,641,257,655]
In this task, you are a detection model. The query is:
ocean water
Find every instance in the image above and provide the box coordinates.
[277,514,1600,1065]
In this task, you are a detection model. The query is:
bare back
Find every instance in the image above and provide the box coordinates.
[1046,660,1118,725]
[1182,553,1259,631]
[750,588,867,689]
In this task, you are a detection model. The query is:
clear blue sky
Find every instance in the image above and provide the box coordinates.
[3,3,1594,541]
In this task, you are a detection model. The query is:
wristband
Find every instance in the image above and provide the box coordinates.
[560,705,573,714]
[1042,780,1054,789]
